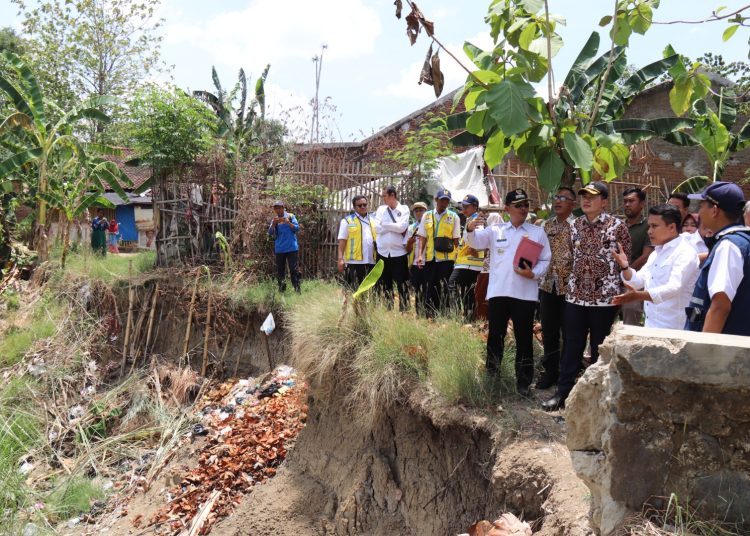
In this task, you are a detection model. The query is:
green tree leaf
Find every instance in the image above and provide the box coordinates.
[484,80,531,136]
[629,3,653,35]
[723,25,739,42]
[537,150,565,192]
[484,129,507,169]
[563,132,594,170]
[519,23,537,51]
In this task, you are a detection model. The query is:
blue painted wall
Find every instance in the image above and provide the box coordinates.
[115,206,138,241]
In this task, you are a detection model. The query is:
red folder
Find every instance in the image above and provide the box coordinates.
[513,236,544,268]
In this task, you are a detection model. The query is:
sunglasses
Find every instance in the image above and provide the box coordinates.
[553,195,574,202]
[355,203,368,208]
[513,203,530,209]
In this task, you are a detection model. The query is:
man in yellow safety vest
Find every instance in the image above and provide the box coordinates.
[416,189,461,317]
[449,194,485,321]
[337,195,377,289]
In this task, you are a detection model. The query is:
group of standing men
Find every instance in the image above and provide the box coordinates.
[275,178,750,411]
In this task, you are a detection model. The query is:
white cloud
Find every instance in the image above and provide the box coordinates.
[374,31,493,100]
[164,0,382,73]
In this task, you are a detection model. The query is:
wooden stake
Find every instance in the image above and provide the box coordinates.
[263,332,273,372]
[219,333,231,375]
[129,286,153,374]
[182,271,200,358]
[143,281,160,359]
[233,322,250,378]
[201,290,212,377]
[120,260,134,376]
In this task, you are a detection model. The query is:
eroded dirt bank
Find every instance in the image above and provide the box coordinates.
[212,379,591,536]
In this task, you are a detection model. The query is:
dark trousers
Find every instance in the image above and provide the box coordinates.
[275,251,300,292]
[424,260,454,317]
[409,266,428,316]
[344,263,375,290]
[539,289,566,383]
[557,303,619,398]
[376,254,410,310]
[487,297,536,388]
[448,268,479,321]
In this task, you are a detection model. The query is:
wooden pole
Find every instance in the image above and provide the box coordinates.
[219,333,231,375]
[143,281,160,359]
[263,333,273,372]
[182,271,200,358]
[201,290,212,377]
[233,322,250,377]
[120,260,134,376]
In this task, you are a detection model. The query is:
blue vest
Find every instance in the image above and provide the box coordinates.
[685,225,750,335]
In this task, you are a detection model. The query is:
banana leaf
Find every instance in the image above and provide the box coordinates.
[352,259,384,300]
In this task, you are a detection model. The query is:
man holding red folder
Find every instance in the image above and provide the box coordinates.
[466,189,551,396]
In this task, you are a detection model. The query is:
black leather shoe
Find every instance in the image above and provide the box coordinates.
[517,384,532,398]
[541,394,565,411]
[535,376,557,390]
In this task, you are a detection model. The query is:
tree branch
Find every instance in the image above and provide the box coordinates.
[653,5,750,25]
[585,0,619,135]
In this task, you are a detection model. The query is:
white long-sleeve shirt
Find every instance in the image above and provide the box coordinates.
[465,221,551,302]
[374,203,410,257]
[622,234,700,329]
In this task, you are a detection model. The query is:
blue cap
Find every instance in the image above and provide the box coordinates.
[461,194,479,206]
[688,181,745,212]
[272,199,285,207]
[435,188,452,200]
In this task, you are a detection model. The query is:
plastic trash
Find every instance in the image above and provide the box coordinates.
[258,383,280,399]
[19,462,34,475]
[276,365,294,378]
[192,424,209,436]
[260,313,275,335]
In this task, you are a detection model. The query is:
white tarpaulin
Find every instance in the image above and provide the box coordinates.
[428,147,487,205]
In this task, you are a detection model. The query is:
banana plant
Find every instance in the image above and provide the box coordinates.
[449,0,692,193]
[40,154,130,268]
[194,64,270,175]
[0,51,131,261]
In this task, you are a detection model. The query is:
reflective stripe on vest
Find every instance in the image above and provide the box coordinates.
[685,225,750,335]
[423,209,458,262]
[407,222,418,266]
[343,214,377,262]
[456,213,485,267]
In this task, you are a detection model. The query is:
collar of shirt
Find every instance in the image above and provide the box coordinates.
[627,217,646,228]
[653,235,680,253]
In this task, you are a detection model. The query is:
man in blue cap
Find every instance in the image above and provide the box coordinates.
[449,194,485,321]
[685,181,749,335]
[416,188,461,317]
[268,200,301,293]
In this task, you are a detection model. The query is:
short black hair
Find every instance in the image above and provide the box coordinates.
[649,204,682,233]
[724,206,744,223]
[669,191,690,209]
[383,185,398,197]
[352,195,367,207]
[557,186,576,198]
[623,187,646,201]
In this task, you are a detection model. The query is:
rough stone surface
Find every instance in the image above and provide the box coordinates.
[566,325,750,535]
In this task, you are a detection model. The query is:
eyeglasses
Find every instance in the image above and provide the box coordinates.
[355,203,368,208]
[553,195,574,202]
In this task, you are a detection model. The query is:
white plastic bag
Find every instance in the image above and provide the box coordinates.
[260,313,275,335]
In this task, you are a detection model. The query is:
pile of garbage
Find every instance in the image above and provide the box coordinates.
[138,365,307,535]
[463,513,533,536]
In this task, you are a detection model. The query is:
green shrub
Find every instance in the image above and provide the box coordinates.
[47,478,105,520]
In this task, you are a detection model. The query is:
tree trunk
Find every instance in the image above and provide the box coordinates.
[560,163,576,188]
[61,219,71,269]
[35,159,49,262]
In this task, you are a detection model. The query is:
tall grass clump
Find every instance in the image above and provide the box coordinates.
[58,250,155,282]
[0,296,63,367]
[288,286,512,412]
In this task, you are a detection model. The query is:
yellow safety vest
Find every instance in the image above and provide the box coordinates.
[423,209,458,262]
[455,213,485,268]
[343,214,377,262]
[407,222,419,266]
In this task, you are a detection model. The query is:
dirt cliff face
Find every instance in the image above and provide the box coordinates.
[213,377,591,536]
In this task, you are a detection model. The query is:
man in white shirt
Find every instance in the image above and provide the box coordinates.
[374,185,411,310]
[612,205,700,329]
[466,189,551,396]
[337,195,376,290]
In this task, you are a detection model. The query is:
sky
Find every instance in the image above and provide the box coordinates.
[2,0,750,141]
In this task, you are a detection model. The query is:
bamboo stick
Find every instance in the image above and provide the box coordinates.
[219,333,231,374]
[143,281,160,359]
[128,286,152,375]
[120,260,134,376]
[233,323,250,378]
[182,271,200,358]
[201,289,212,377]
